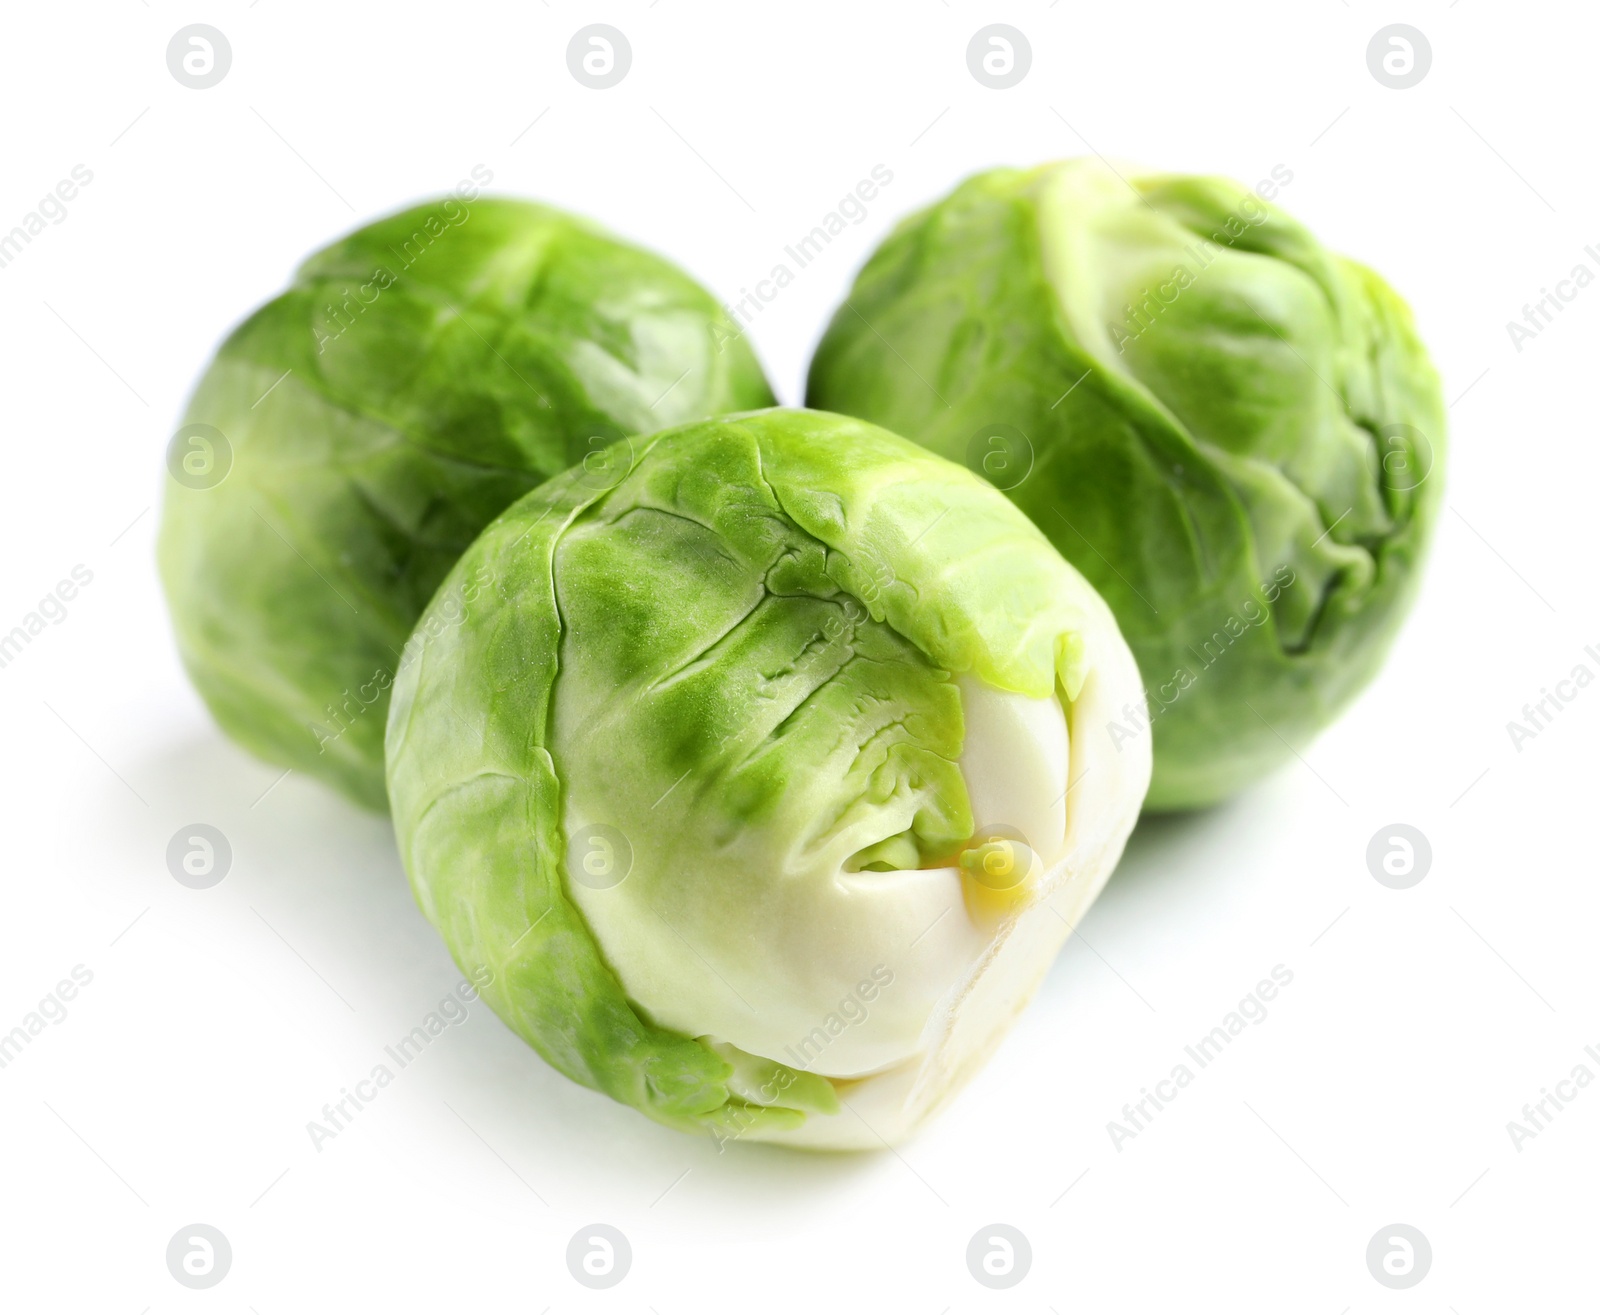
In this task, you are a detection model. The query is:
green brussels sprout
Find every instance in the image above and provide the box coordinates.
[386,408,1149,1149]
[807,159,1445,809]
[159,196,773,809]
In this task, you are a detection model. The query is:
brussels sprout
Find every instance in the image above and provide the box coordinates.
[386,408,1149,1148]
[807,159,1445,809]
[159,196,773,808]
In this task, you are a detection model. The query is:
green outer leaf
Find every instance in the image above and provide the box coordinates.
[807,161,1446,809]
[385,408,1107,1137]
[158,196,773,809]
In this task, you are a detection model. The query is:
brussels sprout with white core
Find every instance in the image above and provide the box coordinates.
[386,408,1149,1148]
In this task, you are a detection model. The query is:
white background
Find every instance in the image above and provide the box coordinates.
[1,1,1596,1310]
